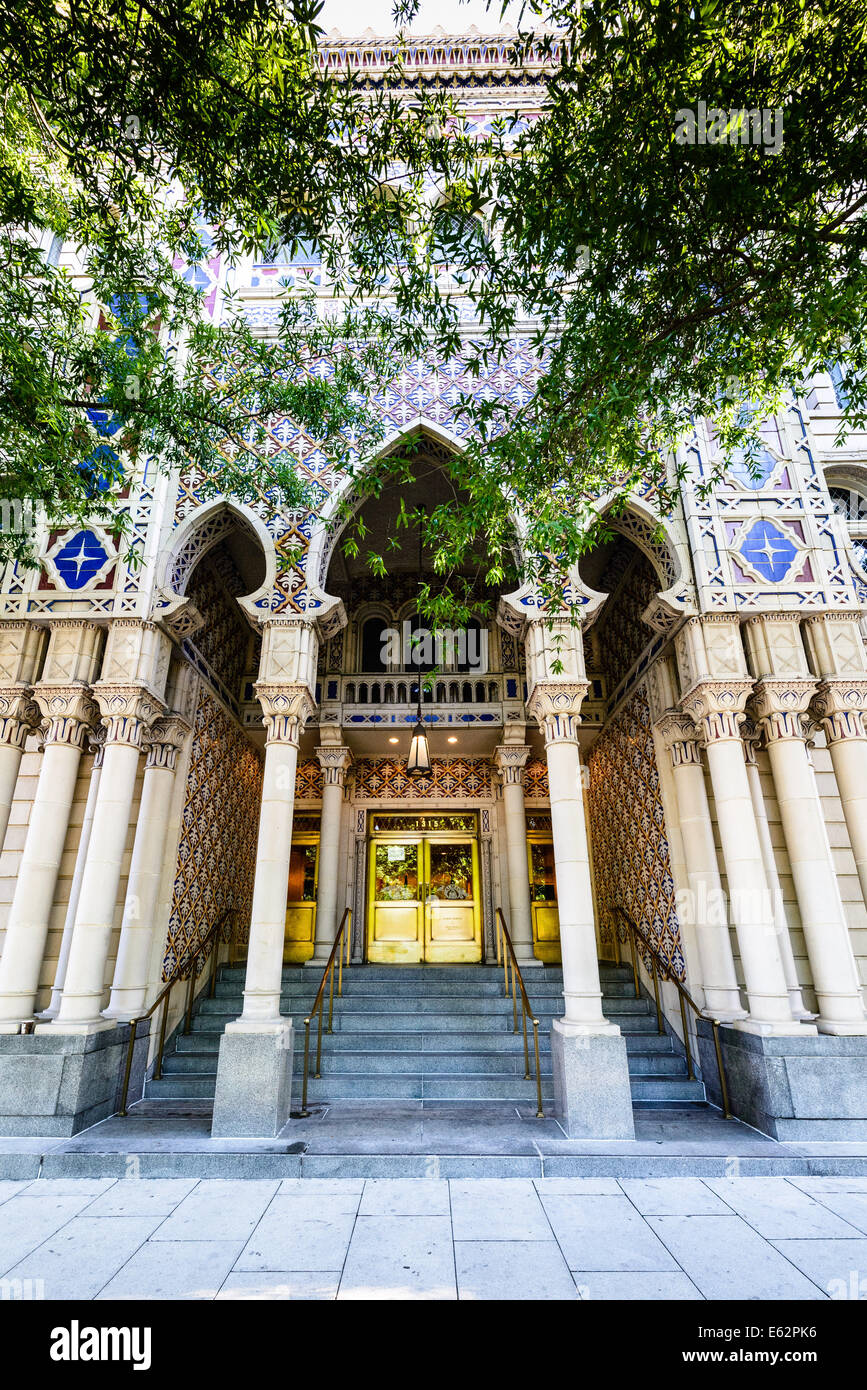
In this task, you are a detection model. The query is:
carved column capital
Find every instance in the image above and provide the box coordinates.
[493,744,531,785]
[315,744,353,786]
[748,678,816,744]
[256,682,316,746]
[526,681,589,745]
[811,678,867,743]
[0,687,41,750]
[33,683,100,748]
[143,715,191,772]
[653,712,703,768]
[679,679,753,743]
[91,682,165,749]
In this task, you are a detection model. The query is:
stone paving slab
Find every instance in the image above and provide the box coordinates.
[1,1175,866,1299]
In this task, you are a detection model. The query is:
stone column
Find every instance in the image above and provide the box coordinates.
[741,721,812,1020]
[680,682,806,1035]
[0,621,46,852]
[0,686,98,1028]
[39,728,106,1019]
[751,680,867,1034]
[312,745,352,964]
[0,690,40,854]
[654,713,744,1019]
[212,674,315,1138]
[812,679,867,913]
[527,679,634,1138]
[103,717,189,1020]
[48,684,163,1031]
[492,743,535,965]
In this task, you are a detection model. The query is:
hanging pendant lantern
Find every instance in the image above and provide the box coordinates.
[407,712,432,778]
[406,503,432,778]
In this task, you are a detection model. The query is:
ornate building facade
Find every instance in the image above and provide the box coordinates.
[1,31,866,1142]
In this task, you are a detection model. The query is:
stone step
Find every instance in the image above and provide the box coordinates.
[295,1075,558,1101]
[160,1048,692,1084]
[211,978,590,1000]
[629,1077,707,1102]
[174,1027,677,1055]
[188,1008,666,1035]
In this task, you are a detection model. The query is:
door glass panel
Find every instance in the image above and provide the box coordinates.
[288,845,317,901]
[530,842,557,902]
[427,843,474,901]
[374,843,419,901]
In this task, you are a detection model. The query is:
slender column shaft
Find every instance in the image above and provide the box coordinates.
[544,734,616,1033]
[667,744,743,1018]
[494,745,534,963]
[701,728,801,1031]
[52,740,142,1027]
[104,735,180,1020]
[0,690,39,854]
[762,729,866,1032]
[743,745,811,1019]
[0,724,90,1027]
[827,737,867,911]
[40,737,104,1018]
[312,748,351,963]
[0,740,26,855]
[239,733,299,1023]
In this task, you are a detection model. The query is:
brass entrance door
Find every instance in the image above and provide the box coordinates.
[367,815,482,964]
[528,835,561,963]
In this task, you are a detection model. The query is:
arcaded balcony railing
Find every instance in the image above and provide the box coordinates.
[338,673,508,707]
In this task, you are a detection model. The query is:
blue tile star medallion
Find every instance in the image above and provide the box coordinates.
[52,530,111,589]
[738,519,799,582]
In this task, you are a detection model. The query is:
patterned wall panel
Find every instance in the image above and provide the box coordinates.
[164,687,263,976]
[523,757,549,800]
[354,756,492,799]
[587,685,685,978]
[295,759,324,800]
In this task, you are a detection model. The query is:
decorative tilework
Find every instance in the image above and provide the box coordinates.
[354,756,492,799]
[523,758,549,800]
[163,688,263,977]
[295,758,324,800]
[587,685,685,979]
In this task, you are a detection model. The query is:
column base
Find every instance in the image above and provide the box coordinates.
[550,1019,635,1139]
[34,1017,119,1037]
[816,1018,867,1036]
[731,1016,817,1037]
[697,1021,867,1139]
[0,1022,148,1135]
[211,1020,295,1138]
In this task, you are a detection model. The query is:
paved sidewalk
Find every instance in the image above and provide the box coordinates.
[2,1176,867,1299]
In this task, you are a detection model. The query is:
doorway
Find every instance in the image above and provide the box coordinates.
[366,813,482,964]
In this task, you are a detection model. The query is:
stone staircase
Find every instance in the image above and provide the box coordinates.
[144,961,707,1109]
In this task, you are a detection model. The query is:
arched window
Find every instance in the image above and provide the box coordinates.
[361,617,388,673]
[829,484,867,574]
[430,208,487,266]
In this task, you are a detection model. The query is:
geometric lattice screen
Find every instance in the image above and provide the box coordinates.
[587,685,685,979]
[163,688,263,977]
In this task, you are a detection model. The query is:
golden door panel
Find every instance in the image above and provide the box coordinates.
[528,838,561,963]
[424,839,481,963]
[284,838,318,964]
[368,841,423,963]
[367,822,482,964]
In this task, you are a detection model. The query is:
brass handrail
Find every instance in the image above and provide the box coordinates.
[495,908,545,1119]
[296,907,352,1118]
[613,905,731,1120]
[118,908,235,1116]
